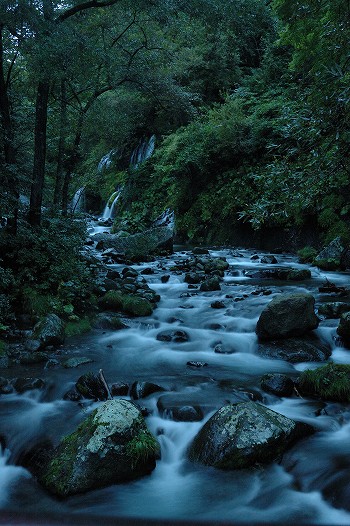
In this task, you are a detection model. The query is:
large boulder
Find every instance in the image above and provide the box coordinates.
[256,293,319,340]
[257,336,331,363]
[31,314,65,349]
[314,237,344,270]
[188,401,312,469]
[38,400,160,497]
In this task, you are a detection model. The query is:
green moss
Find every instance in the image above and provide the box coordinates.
[297,246,318,264]
[314,258,340,271]
[41,410,98,496]
[299,363,350,402]
[126,431,160,468]
[122,295,153,316]
[98,291,153,317]
[65,317,92,337]
[98,291,124,311]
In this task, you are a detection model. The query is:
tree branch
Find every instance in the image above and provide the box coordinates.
[56,0,121,23]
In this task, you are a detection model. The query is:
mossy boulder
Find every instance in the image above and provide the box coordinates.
[188,401,312,469]
[38,399,160,497]
[298,363,350,402]
[256,293,319,340]
[98,291,153,317]
[200,277,221,292]
[337,312,350,346]
[31,314,65,349]
[314,237,344,270]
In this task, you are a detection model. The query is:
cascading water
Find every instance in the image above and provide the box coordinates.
[2,249,350,524]
[130,135,156,169]
[70,187,86,214]
[98,150,115,173]
[102,190,121,220]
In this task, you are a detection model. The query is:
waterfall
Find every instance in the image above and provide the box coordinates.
[102,190,120,220]
[130,135,156,169]
[71,187,85,214]
[98,150,115,173]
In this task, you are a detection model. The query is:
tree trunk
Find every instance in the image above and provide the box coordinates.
[61,111,84,215]
[0,24,19,233]
[28,0,53,226]
[28,80,50,226]
[53,79,67,208]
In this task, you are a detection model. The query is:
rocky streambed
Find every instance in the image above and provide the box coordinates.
[1,245,350,523]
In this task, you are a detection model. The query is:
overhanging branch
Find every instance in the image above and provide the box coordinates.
[56,0,121,23]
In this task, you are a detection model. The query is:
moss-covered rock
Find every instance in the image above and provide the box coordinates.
[98,291,153,317]
[188,401,312,469]
[38,399,160,497]
[31,314,65,349]
[298,363,350,402]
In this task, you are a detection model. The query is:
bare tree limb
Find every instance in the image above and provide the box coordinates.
[56,0,121,23]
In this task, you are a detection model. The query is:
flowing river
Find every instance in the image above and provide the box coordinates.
[1,246,350,524]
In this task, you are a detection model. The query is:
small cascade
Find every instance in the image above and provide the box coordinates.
[102,190,121,220]
[98,150,115,173]
[70,186,85,214]
[130,135,156,169]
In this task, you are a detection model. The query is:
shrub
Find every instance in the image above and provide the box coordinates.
[299,363,350,402]
[297,246,318,264]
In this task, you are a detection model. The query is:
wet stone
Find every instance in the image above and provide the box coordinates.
[156,330,189,343]
[211,301,225,309]
[63,388,83,402]
[111,382,129,396]
[13,377,45,393]
[261,373,295,397]
[130,381,165,400]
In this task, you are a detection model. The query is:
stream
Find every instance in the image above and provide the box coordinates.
[1,245,350,524]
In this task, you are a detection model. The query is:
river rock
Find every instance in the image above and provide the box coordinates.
[13,377,45,393]
[111,382,129,396]
[63,357,93,368]
[257,336,331,363]
[336,312,350,346]
[93,313,129,330]
[256,293,319,340]
[156,330,189,343]
[185,273,202,284]
[38,399,160,497]
[260,373,295,397]
[31,314,65,349]
[130,381,165,400]
[200,277,221,292]
[157,395,204,421]
[318,302,350,319]
[188,401,312,469]
[260,255,278,264]
[76,372,108,400]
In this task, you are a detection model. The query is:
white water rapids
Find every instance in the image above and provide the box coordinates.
[1,247,350,524]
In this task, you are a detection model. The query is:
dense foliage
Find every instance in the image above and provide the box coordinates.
[1,0,350,326]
